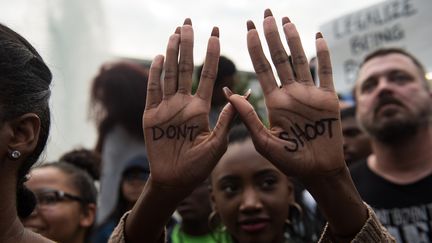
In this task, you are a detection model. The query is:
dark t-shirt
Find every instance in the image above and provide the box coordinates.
[350,161,432,243]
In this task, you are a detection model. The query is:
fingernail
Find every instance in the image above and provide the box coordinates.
[211,27,219,37]
[316,32,323,39]
[184,18,192,26]
[247,20,256,31]
[243,89,252,99]
[175,26,181,34]
[282,17,291,25]
[264,9,273,18]
[223,87,233,97]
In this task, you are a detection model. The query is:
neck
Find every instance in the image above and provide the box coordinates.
[369,126,432,184]
[180,220,211,236]
[0,163,25,242]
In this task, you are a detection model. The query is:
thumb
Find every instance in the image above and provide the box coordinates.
[223,88,268,145]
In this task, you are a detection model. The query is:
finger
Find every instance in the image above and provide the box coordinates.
[247,20,278,95]
[263,9,295,86]
[315,32,334,91]
[146,55,164,110]
[163,29,180,97]
[196,27,220,104]
[211,102,235,144]
[178,18,194,94]
[282,18,313,85]
[224,90,269,149]
[212,88,252,143]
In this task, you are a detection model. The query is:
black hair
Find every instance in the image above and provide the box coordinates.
[197,55,236,87]
[0,23,52,218]
[37,162,97,205]
[59,148,101,180]
[89,61,148,152]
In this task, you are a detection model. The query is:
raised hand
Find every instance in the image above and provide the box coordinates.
[143,20,235,192]
[224,10,369,239]
[225,9,344,179]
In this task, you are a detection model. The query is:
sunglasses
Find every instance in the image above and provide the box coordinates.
[33,188,85,206]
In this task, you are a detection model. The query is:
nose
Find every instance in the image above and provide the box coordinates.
[375,77,395,97]
[239,187,263,213]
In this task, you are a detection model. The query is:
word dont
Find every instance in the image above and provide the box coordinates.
[278,118,338,152]
[152,124,199,141]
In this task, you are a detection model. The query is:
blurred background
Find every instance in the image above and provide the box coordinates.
[2,0,430,161]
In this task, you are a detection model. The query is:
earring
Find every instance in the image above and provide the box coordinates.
[208,211,226,233]
[9,150,21,160]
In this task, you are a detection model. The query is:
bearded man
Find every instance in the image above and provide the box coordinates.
[350,48,432,243]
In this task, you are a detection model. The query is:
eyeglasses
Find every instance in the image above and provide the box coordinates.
[123,170,149,182]
[33,188,85,206]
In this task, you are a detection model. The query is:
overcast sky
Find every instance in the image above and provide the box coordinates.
[0,0,384,71]
[103,0,385,71]
[0,0,385,159]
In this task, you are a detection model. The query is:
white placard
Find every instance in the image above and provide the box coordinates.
[320,0,431,94]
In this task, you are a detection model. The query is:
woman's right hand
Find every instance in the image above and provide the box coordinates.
[143,20,235,195]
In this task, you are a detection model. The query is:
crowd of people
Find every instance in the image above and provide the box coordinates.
[0,7,430,243]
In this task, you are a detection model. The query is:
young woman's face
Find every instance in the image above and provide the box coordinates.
[22,167,93,243]
[211,139,294,243]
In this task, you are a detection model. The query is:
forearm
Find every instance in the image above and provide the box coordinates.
[302,166,368,242]
[124,177,191,243]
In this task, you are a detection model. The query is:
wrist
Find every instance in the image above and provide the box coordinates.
[301,166,367,238]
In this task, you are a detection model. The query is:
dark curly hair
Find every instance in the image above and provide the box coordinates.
[89,61,148,152]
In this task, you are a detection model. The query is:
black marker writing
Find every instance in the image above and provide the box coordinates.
[152,124,199,141]
[278,118,338,152]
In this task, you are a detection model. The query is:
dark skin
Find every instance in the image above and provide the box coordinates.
[0,114,54,243]
[123,10,368,243]
[225,10,367,240]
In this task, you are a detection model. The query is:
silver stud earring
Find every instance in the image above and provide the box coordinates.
[10,150,21,159]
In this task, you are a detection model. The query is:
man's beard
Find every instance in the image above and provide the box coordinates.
[362,108,430,145]
[366,119,419,145]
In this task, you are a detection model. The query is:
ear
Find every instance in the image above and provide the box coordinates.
[286,179,295,203]
[209,189,218,212]
[7,113,41,157]
[80,203,96,227]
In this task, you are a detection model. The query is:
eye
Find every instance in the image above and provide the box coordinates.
[360,78,378,94]
[220,182,239,196]
[260,176,277,190]
[388,71,412,84]
[38,192,60,205]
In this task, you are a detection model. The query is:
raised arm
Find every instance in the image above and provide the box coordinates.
[121,20,236,243]
[224,9,369,242]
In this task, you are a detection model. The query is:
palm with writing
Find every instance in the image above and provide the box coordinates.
[226,10,345,178]
[143,20,234,192]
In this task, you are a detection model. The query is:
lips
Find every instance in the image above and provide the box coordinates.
[374,97,404,116]
[238,218,270,233]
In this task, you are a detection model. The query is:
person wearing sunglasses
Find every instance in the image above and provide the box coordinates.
[22,162,97,243]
